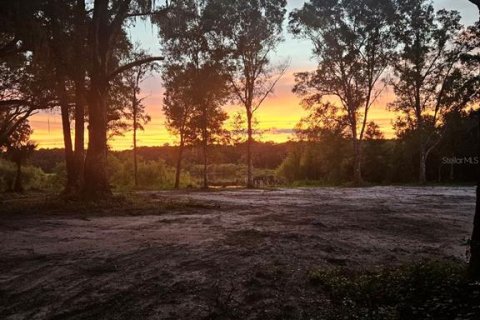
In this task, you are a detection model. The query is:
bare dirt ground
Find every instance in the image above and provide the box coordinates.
[0,186,475,319]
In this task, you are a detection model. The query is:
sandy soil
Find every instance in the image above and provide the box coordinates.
[0,186,475,319]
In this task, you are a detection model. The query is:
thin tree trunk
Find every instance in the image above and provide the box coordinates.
[202,132,208,190]
[56,76,76,194]
[469,178,480,280]
[467,0,480,280]
[133,94,138,187]
[133,131,138,187]
[246,110,254,188]
[73,79,86,190]
[419,147,427,184]
[175,136,185,189]
[201,103,209,190]
[72,0,87,192]
[353,137,363,185]
[468,114,480,280]
[14,161,23,193]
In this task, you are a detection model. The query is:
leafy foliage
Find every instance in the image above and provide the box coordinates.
[290,0,396,183]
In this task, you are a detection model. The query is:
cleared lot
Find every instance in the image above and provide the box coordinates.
[0,187,475,319]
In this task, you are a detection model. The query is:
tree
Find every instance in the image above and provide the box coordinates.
[463,0,480,279]
[162,65,198,189]
[3,121,36,193]
[125,57,154,187]
[1,1,79,194]
[82,0,165,199]
[43,0,80,195]
[157,0,229,189]
[0,0,46,57]
[364,121,385,141]
[71,0,89,195]
[290,0,395,185]
[206,0,288,188]
[278,105,350,184]
[229,111,263,146]
[390,1,470,184]
[0,41,58,148]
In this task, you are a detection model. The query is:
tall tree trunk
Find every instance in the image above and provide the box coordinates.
[175,136,185,189]
[14,161,23,193]
[353,137,363,185]
[73,79,86,190]
[82,0,112,198]
[246,109,254,188]
[72,0,87,192]
[133,132,138,187]
[468,114,480,280]
[133,94,138,187]
[56,76,76,194]
[83,80,110,198]
[467,0,480,280]
[202,131,208,190]
[469,178,480,280]
[419,147,427,184]
[201,103,209,190]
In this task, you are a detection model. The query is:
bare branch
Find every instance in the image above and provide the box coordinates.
[252,62,289,113]
[108,56,164,81]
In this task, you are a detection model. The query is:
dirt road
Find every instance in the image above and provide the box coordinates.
[0,187,475,319]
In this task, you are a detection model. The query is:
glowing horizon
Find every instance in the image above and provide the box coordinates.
[29,74,399,150]
[28,0,477,151]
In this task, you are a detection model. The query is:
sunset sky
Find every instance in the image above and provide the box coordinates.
[29,0,478,150]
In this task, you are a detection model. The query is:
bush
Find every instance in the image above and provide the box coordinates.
[277,141,351,185]
[0,158,57,192]
[108,154,185,190]
[309,261,480,320]
[0,159,16,191]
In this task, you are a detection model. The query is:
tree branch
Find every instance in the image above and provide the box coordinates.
[108,56,164,81]
[253,63,289,113]
[0,99,58,110]
[126,7,171,18]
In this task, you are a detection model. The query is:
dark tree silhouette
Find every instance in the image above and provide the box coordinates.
[125,58,153,187]
[466,0,480,279]
[44,1,79,194]
[157,0,229,189]
[0,39,58,148]
[206,0,287,188]
[390,1,469,184]
[0,0,46,57]
[4,121,36,193]
[162,66,198,189]
[82,0,164,199]
[290,0,395,185]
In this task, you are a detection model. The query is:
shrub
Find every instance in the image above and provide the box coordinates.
[309,261,480,320]
[0,158,57,192]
